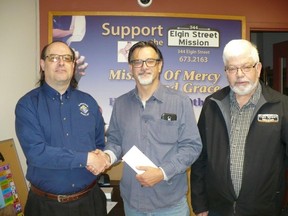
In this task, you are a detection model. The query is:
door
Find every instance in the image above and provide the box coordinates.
[273,40,288,94]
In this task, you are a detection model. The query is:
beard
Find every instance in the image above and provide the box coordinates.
[231,80,258,96]
[137,73,153,86]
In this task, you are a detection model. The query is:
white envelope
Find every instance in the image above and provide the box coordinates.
[122,145,157,174]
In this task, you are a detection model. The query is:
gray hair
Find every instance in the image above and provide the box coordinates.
[222,39,259,66]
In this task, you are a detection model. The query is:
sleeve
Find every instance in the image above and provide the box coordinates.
[282,95,288,153]
[15,97,87,170]
[104,100,123,160]
[190,99,209,214]
[93,100,105,150]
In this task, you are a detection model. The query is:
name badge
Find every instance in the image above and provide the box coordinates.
[257,114,279,123]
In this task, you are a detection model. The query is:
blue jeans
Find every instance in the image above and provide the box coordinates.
[123,196,190,216]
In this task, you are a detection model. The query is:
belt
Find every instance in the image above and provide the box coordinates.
[30,180,97,203]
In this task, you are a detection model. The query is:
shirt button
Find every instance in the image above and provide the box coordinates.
[63,117,66,121]
[66,133,69,136]
[72,184,75,187]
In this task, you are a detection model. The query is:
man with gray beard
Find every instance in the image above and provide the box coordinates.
[102,41,202,216]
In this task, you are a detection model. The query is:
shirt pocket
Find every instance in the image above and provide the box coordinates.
[150,119,179,144]
[73,115,97,148]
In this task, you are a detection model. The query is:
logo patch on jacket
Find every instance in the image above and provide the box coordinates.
[257,114,278,123]
[79,103,89,116]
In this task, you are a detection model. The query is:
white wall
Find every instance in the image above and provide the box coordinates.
[0,0,38,185]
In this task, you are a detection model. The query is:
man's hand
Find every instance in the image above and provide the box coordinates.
[135,166,164,187]
[86,150,111,175]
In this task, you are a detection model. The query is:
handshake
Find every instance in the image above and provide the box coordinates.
[86,149,111,176]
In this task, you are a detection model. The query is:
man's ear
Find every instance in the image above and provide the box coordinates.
[158,61,163,73]
[256,62,262,78]
[129,64,134,78]
[40,59,45,71]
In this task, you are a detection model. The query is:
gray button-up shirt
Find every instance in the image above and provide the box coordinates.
[105,84,202,211]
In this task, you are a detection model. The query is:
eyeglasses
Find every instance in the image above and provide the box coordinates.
[130,58,160,68]
[225,63,258,74]
[45,54,74,63]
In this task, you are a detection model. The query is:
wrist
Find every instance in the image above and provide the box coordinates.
[104,153,111,163]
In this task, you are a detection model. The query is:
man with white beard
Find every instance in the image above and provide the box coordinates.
[191,39,288,216]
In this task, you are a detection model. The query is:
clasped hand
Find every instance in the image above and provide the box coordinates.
[86,150,111,175]
[135,166,164,187]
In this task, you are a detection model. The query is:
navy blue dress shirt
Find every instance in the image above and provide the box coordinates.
[15,82,105,194]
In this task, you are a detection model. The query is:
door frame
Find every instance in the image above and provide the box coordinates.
[273,40,288,93]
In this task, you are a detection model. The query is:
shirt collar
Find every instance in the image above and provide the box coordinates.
[131,83,164,103]
[42,82,72,100]
[230,82,262,107]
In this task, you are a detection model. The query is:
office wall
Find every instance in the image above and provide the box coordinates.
[0,0,38,187]
[39,0,288,48]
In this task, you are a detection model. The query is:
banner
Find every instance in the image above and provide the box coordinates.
[49,12,245,122]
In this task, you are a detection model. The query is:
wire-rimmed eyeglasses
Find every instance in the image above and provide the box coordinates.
[45,54,74,63]
[225,63,258,74]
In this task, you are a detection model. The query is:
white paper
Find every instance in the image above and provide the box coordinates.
[122,145,157,174]
[107,201,117,213]
[101,187,113,200]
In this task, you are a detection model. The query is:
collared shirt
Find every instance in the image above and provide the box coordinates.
[15,82,105,194]
[105,84,202,211]
[229,83,261,197]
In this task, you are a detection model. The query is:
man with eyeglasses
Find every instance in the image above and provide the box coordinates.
[191,39,288,216]
[15,41,109,216]
[102,41,202,215]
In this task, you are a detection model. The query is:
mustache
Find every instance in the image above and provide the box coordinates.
[138,70,151,76]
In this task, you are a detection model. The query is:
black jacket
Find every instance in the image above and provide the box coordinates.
[191,82,288,216]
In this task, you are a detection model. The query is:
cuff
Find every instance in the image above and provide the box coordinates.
[104,150,117,164]
[159,167,168,181]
